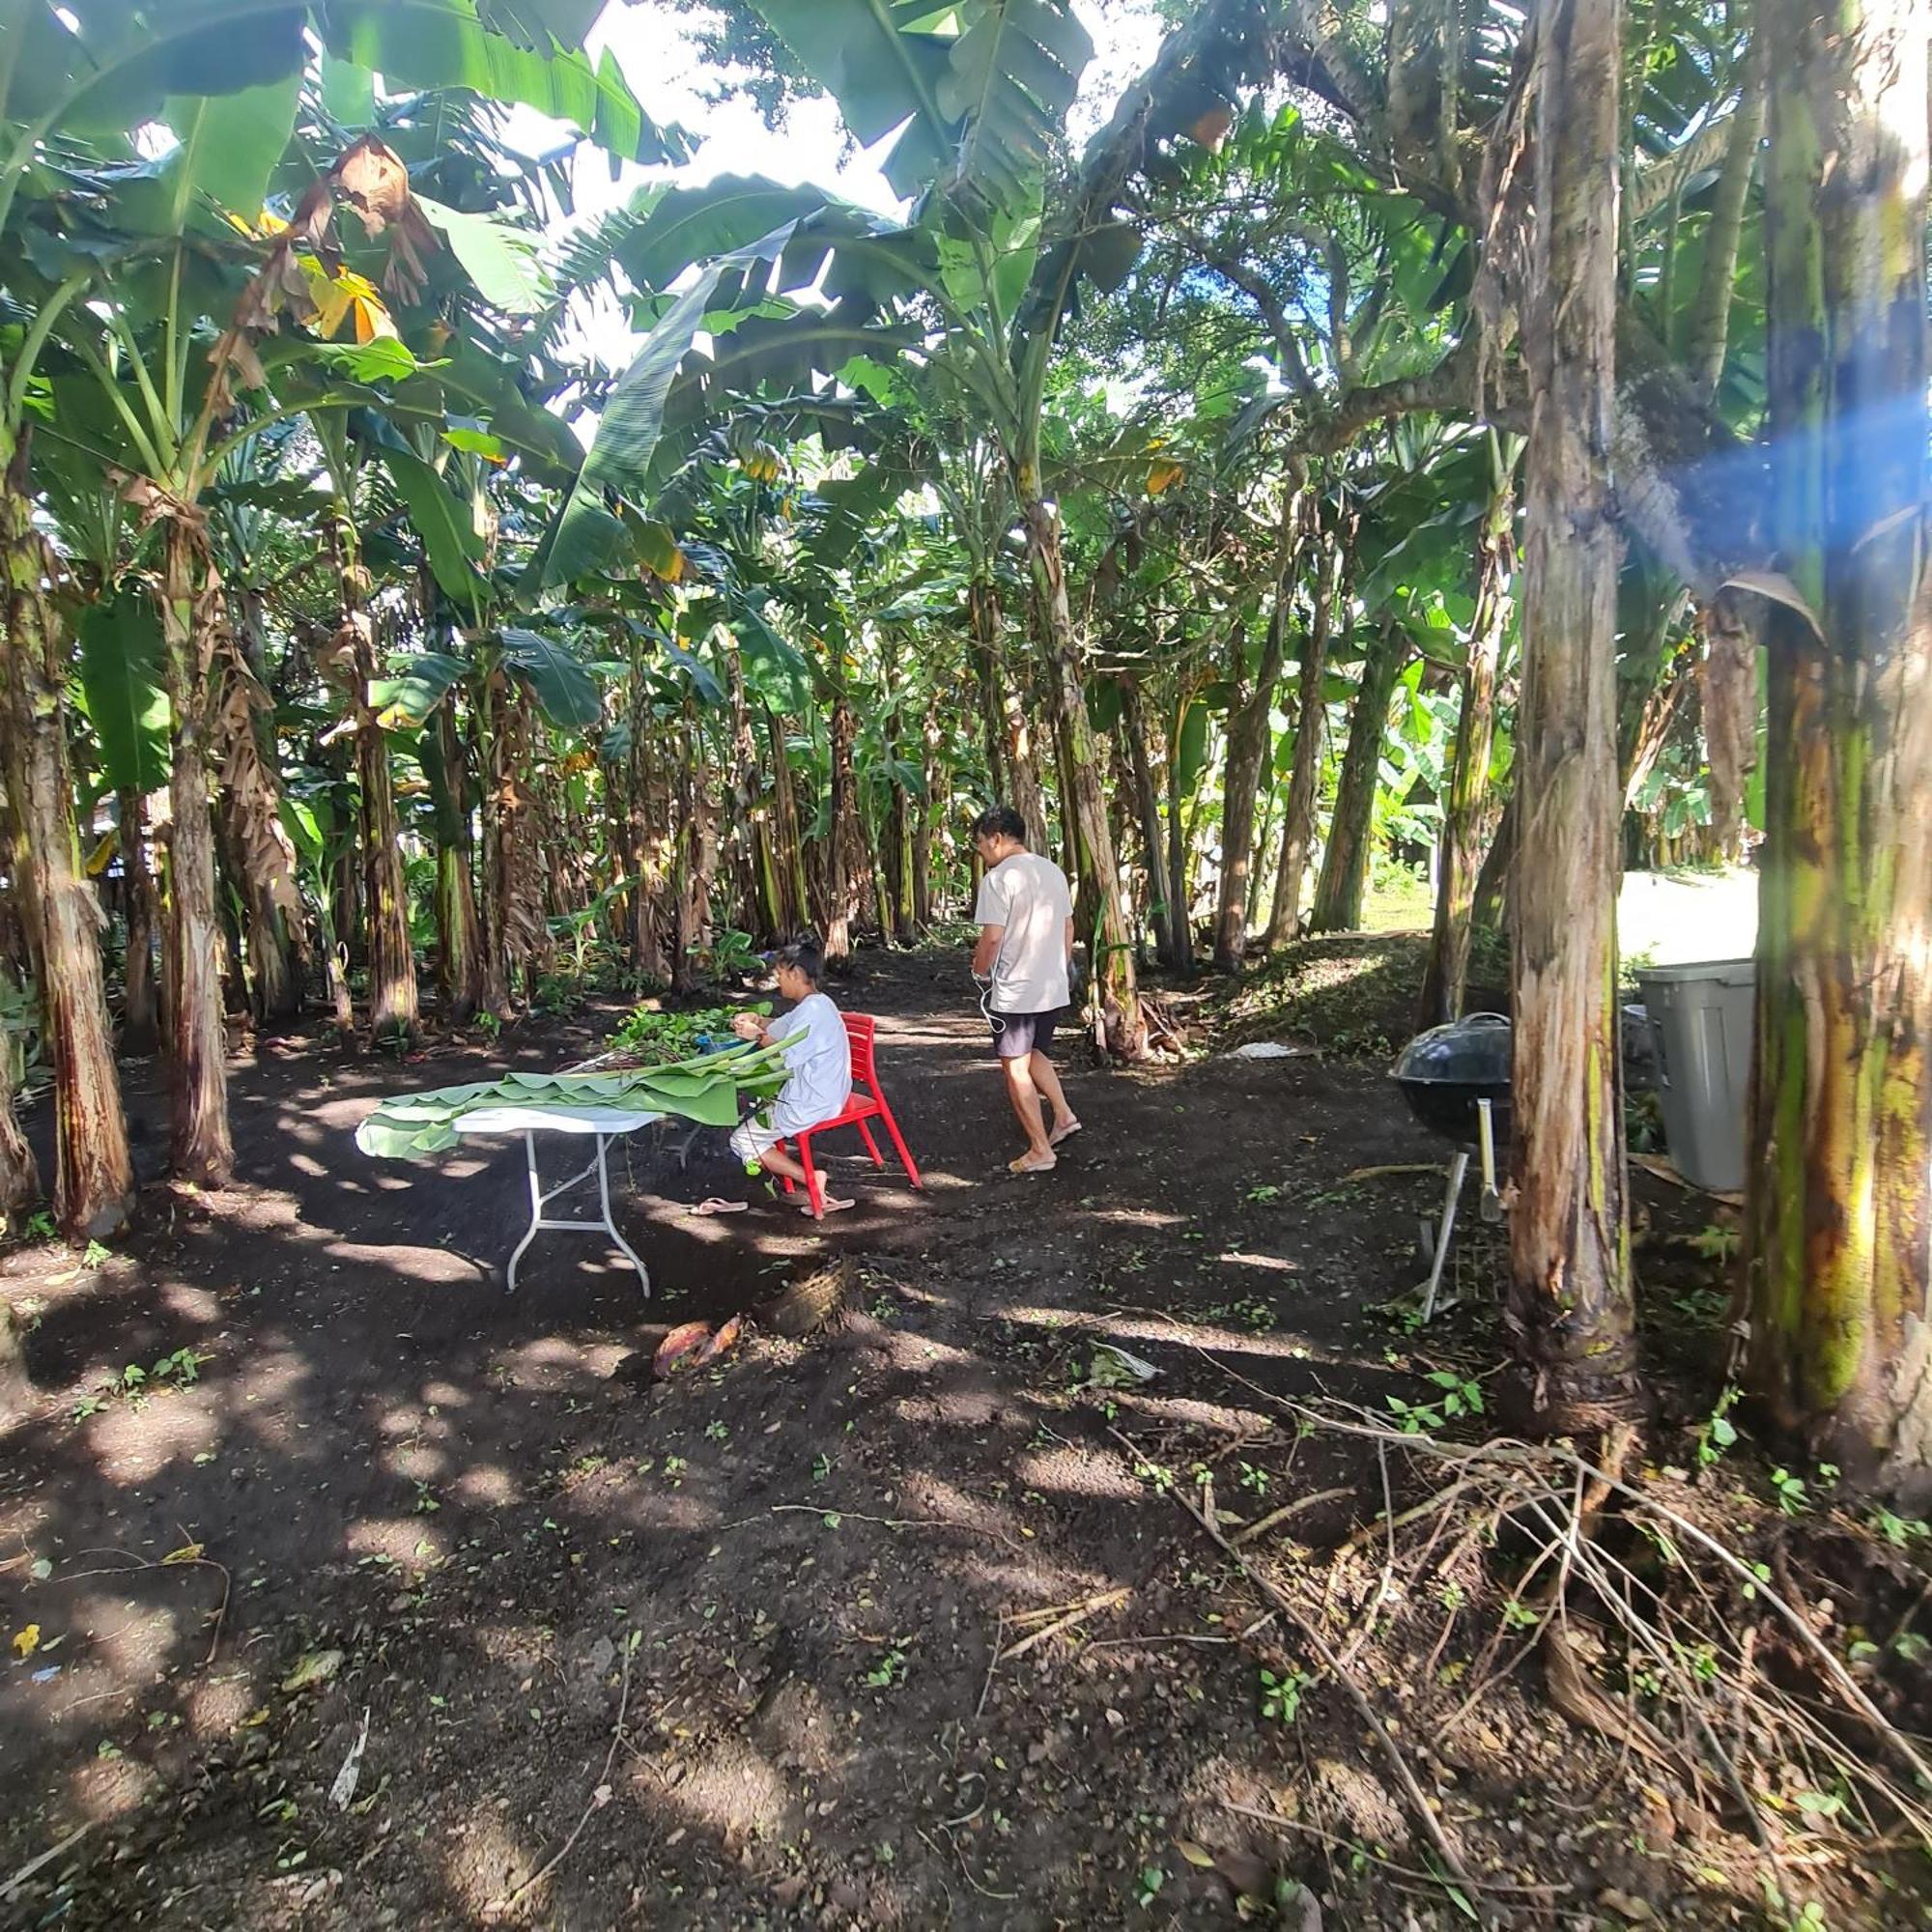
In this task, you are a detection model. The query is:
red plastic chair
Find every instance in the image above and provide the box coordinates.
[777,1013,923,1218]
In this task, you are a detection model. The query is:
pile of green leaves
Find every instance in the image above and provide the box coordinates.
[609,1003,769,1064]
[355,1040,789,1161]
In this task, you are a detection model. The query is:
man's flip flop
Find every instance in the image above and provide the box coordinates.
[693,1197,749,1216]
[1049,1120,1083,1147]
[1009,1152,1057,1175]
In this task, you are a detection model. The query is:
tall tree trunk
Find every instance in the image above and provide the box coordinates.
[822,696,866,965]
[1163,691,1198,980]
[0,983,36,1223]
[1121,679,1180,968]
[1261,536,1344,950]
[327,509,416,1044]
[1747,0,1932,1482]
[422,704,484,1022]
[1696,597,1757,864]
[764,705,810,937]
[0,476,132,1236]
[1310,618,1410,933]
[1045,665,1099,940]
[0,478,134,1236]
[1684,28,1765,404]
[1616,588,1694,800]
[118,789,160,1055]
[1214,481,1308,972]
[1019,487,1145,1055]
[213,659,302,1028]
[670,711,721,992]
[1420,455,1516,1026]
[1471,788,1517,934]
[913,690,940,930]
[158,523,233,1185]
[969,576,1011,804]
[1508,0,1635,1425]
[627,675,674,987]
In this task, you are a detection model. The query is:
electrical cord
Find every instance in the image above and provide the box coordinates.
[973,969,1006,1036]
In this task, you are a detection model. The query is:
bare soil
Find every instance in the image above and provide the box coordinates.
[1,941,1921,1929]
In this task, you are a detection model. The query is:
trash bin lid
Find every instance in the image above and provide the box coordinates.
[1632,958,1755,987]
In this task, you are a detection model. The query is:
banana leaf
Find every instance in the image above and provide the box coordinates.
[355,1039,790,1160]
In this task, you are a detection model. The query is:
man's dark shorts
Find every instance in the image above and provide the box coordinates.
[991,1008,1064,1062]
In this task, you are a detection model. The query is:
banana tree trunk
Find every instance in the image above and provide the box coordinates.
[627,680,674,987]
[913,691,940,929]
[1214,485,1306,972]
[1420,469,1516,1026]
[0,474,132,1236]
[213,663,302,1027]
[158,523,233,1186]
[671,710,721,993]
[1017,488,1144,1056]
[822,696,866,966]
[1163,691,1198,980]
[118,789,160,1055]
[422,704,484,1023]
[764,705,810,938]
[1696,598,1757,864]
[1747,0,1932,1481]
[327,509,416,1044]
[1121,679,1180,969]
[1311,618,1409,934]
[1508,0,1635,1425]
[969,576,1011,801]
[0,993,35,1222]
[1261,538,1343,951]
[970,577,1047,847]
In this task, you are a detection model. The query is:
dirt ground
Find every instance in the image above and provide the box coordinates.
[1,943,1921,1930]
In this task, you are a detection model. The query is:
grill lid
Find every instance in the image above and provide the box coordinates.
[1391,1012,1512,1089]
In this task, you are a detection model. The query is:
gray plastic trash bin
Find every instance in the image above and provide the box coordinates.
[1634,959,1755,1193]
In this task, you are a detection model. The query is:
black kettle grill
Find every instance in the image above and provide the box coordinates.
[1389,1013,1512,1319]
[1392,1012,1512,1149]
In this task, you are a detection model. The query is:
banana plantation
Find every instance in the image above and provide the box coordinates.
[0,0,1928,1925]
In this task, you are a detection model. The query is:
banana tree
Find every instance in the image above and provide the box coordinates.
[530,0,1272,1054]
[1745,0,1932,1481]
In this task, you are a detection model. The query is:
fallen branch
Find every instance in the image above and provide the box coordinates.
[0,1821,97,1907]
[1221,1804,1569,1898]
[484,1635,635,1918]
[997,1588,1130,1662]
[1233,1486,1356,1547]
[1106,1425,1481,1903]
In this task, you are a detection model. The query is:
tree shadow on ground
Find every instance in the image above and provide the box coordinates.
[0,949,1771,1929]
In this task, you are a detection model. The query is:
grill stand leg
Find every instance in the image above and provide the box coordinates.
[1419,1151,1470,1321]
[504,1131,651,1298]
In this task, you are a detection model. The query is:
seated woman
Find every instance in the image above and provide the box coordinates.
[698,936,855,1217]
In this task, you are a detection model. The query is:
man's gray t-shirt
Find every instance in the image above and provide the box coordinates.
[975,851,1073,1014]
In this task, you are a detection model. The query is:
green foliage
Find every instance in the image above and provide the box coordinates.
[610,1004,769,1063]
[1259,1664,1309,1723]
[355,1042,789,1158]
[78,598,171,796]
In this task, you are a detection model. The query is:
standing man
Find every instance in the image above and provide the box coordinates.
[971,806,1082,1174]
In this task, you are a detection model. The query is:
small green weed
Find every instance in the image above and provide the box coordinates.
[1259,1664,1310,1723]
[1695,1384,1741,1467]
[862,1646,907,1690]
[1386,1369,1484,1434]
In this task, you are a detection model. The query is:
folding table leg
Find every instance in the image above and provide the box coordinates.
[505,1131,544,1294]
[595,1134,651,1298]
[1419,1151,1469,1321]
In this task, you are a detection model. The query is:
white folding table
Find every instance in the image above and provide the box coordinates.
[451,1105,662,1294]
